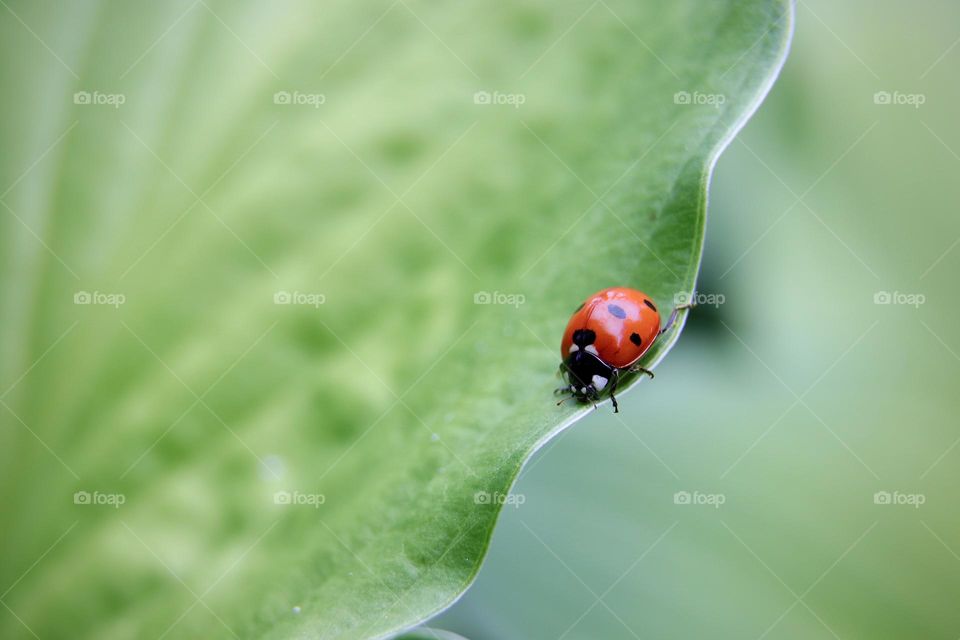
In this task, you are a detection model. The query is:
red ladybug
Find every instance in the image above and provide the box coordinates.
[558,286,687,413]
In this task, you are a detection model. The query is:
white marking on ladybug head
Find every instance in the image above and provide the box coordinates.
[585,345,599,356]
[592,375,608,391]
[568,344,579,353]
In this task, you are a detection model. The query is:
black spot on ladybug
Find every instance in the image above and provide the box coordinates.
[574,302,585,313]
[572,329,596,346]
[607,304,627,319]
[643,299,657,312]
[630,332,642,346]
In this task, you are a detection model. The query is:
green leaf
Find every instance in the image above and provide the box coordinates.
[0,1,791,638]
[394,629,469,640]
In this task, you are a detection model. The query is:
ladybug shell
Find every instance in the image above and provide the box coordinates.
[560,287,661,370]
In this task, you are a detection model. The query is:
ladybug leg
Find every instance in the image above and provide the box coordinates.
[659,301,696,336]
[628,364,655,379]
[608,371,620,413]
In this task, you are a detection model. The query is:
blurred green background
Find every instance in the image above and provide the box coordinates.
[437,0,960,638]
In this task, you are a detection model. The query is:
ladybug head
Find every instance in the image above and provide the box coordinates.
[562,330,614,401]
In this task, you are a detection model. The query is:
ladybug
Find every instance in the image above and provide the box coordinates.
[558,286,688,413]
